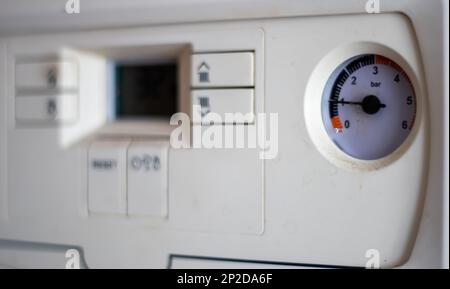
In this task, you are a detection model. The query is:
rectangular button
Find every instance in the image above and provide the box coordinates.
[15,94,77,123]
[16,61,78,90]
[88,140,130,214]
[191,52,254,87]
[191,89,254,124]
[127,142,168,217]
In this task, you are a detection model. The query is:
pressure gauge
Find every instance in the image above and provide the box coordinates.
[321,54,417,160]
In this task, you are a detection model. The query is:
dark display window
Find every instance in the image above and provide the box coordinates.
[115,63,177,119]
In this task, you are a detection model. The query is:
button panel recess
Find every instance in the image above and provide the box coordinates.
[88,140,169,217]
[191,52,255,124]
[15,60,78,124]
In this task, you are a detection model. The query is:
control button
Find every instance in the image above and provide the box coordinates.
[191,89,254,124]
[127,141,168,217]
[191,52,254,87]
[15,94,77,123]
[88,140,130,214]
[15,61,78,90]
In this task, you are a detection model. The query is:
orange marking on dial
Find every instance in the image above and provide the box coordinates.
[331,116,343,130]
[375,55,412,84]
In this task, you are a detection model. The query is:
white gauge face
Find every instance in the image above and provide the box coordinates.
[322,54,417,160]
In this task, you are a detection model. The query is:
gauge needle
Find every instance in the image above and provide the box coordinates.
[329,95,386,115]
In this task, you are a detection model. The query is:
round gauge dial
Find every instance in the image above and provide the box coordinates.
[322,54,417,160]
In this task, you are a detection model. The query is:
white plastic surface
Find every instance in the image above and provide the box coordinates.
[191,52,254,87]
[0,0,447,269]
[1,14,425,268]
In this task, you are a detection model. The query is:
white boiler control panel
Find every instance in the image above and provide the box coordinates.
[0,0,447,269]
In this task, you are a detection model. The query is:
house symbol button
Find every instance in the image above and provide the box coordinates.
[197,62,210,83]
